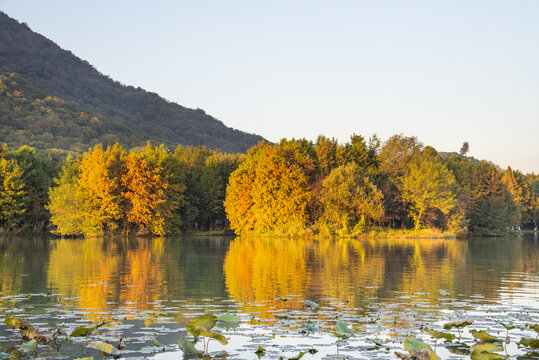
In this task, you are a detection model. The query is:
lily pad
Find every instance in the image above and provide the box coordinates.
[301,322,320,332]
[178,337,201,357]
[416,350,440,360]
[197,327,228,345]
[423,328,456,341]
[525,323,539,333]
[519,338,539,349]
[330,320,354,339]
[470,350,508,360]
[217,313,240,329]
[439,289,451,297]
[4,317,34,332]
[68,322,105,339]
[395,352,411,360]
[304,300,319,309]
[446,343,471,356]
[4,317,22,329]
[443,320,473,330]
[500,323,515,331]
[255,346,266,354]
[404,337,433,355]
[397,349,440,360]
[470,330,500,343]
[186,314,217,337]
[470,343,504,352]
[288,351,306,360]
[88,342,121,357]
[19,339,37,355]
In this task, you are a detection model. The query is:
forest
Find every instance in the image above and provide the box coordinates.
[0,12,264,153]
[0,135,537,237]
[225,135,537,237]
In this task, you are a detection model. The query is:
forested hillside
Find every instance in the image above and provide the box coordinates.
[0,12,264,153]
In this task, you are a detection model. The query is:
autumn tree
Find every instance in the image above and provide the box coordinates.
[122,148,167,235]
[225,142,313,235]
[319,163,384,234]
[401,150,456,230]
[0,158,27,230]
[501,167,535,223]
[47,156,85,236]
[314,135,343,176]
[77,144,125,235]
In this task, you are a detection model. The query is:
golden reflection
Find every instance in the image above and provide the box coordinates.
[47,237,166,320]
[223,237,502,321]
[223,237,308,315]
[0,235,536,326]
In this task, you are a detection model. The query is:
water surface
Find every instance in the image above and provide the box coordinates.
[0,235,537,359]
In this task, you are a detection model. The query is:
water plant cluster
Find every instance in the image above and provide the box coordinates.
[1,297,538,360]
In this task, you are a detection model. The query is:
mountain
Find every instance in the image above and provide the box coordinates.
[0,12,265,153]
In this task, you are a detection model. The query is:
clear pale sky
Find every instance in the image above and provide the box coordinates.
[2,1,538,173]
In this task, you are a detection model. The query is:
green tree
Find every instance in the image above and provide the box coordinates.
[466,162,520,234]
[319,163,384,234]
[377,134,422,178]
[401,152,456,230]
[2,145,58,232]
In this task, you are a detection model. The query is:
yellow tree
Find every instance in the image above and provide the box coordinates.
[401,151,456,230]
[252,146,312,234]
[122,149,167,235]
[502,167,534,223]
[47,157,85,236]
[225,142,312,235]
[224,153,258,234]
[78,144,125,235]
[0,158,27,230]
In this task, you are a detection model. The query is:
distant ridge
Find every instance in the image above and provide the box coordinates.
[0,11,265,153]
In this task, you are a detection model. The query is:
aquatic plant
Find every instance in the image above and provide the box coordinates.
[443,320,473,341]
[87,342,121,358]
[423,328,455,350]
[330,320,354,339]
[183,314,228,355]
[395,338,440,360]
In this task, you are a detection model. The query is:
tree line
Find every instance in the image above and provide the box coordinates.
[0,135,537,237]
[224,135,538,236]
[0,142,241,236]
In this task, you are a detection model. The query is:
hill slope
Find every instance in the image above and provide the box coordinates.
[0,12,265,153]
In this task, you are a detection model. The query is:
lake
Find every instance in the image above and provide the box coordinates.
[0,235,538,359]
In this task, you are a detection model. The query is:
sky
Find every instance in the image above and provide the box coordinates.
[1,1,538,173]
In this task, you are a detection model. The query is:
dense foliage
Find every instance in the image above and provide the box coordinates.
[0,134,536,237]
[0,144,57,233]
[0,12,264,154]
[46,143,241,236]
[225,135,538,236]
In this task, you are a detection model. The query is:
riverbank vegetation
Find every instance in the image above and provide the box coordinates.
[224,135,538,237]
[0,134,537,237]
